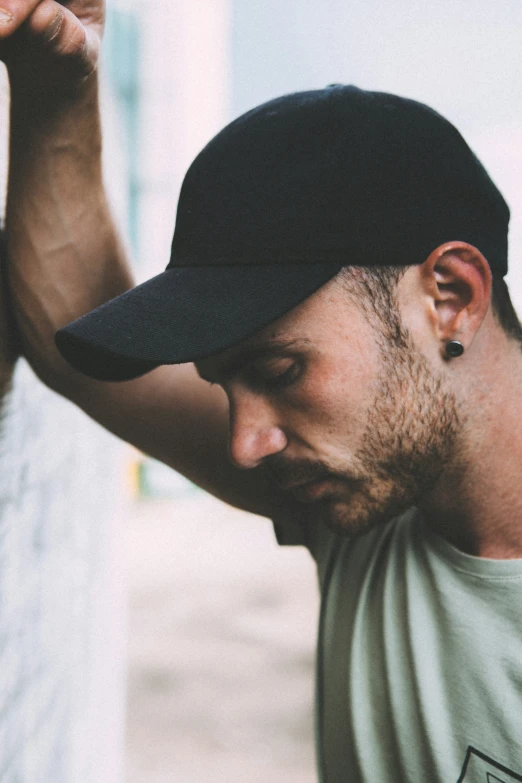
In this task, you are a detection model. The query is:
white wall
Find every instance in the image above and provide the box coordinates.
[0,66,127,783]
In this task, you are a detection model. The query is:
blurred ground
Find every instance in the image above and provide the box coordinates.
[124,492,320,783]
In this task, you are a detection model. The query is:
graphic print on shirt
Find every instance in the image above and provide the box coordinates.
[457,746,522,783]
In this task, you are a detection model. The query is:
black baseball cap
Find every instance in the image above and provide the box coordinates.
[55,84,510,382]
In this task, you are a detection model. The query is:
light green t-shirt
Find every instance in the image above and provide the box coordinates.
[274,507,522,782]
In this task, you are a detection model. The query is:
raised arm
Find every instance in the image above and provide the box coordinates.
[3,0,294,520]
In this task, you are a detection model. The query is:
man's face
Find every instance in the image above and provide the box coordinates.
[196,274,459,535]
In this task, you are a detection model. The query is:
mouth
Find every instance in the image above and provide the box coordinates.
[284,478,333,502]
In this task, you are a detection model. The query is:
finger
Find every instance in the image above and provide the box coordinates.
[26,0,89,61]
[26,0,101,78]
[0,0,43,38]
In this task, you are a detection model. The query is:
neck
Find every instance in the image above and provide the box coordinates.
[419,335,522,559]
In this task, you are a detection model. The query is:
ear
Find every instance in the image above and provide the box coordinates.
[420,241,492,351]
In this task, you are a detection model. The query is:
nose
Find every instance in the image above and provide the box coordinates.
[228,393,288,469]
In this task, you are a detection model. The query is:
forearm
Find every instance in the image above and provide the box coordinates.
[0,2,297,521]
[6,72,133,389]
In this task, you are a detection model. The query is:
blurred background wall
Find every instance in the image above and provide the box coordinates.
[0,70,127,783]
[0,1,520,782]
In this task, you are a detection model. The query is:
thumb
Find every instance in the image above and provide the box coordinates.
[26,0,87,57]
[14,0,101,83]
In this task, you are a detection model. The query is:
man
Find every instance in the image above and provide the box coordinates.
[3,2,522,782]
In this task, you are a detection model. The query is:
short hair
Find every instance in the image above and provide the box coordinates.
[339,264,522,345]
[490,276,522,342]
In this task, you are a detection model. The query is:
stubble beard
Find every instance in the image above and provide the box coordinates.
[314,335,460,537]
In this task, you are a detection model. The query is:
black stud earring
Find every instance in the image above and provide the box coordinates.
[445,340,464,358]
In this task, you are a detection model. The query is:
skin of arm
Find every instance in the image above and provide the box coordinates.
[3,0,295,521]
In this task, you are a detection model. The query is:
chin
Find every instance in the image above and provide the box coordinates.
[315,489,411,538]
[313,496,381,537]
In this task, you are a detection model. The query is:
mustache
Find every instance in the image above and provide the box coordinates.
[264,456,337,488]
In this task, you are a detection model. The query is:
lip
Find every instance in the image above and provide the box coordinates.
[287,478,331,501]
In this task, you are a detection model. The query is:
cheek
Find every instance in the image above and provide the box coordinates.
[286,357,379,439]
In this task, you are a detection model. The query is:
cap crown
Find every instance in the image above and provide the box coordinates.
[170,85,509,275]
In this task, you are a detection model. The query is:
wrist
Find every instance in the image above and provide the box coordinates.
[8,68,104,195]
[9,69,102,161]
[9,67,99,116]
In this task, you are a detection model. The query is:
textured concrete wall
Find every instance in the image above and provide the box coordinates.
[0,67,127,783]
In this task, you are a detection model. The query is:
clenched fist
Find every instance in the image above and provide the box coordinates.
[0,0,104,92]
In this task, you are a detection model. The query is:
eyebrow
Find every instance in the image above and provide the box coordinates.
[197,338,310,384]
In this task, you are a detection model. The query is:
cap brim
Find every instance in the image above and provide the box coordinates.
[55,263,344,381]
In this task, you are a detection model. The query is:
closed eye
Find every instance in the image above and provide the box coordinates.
[243,356,302,391]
